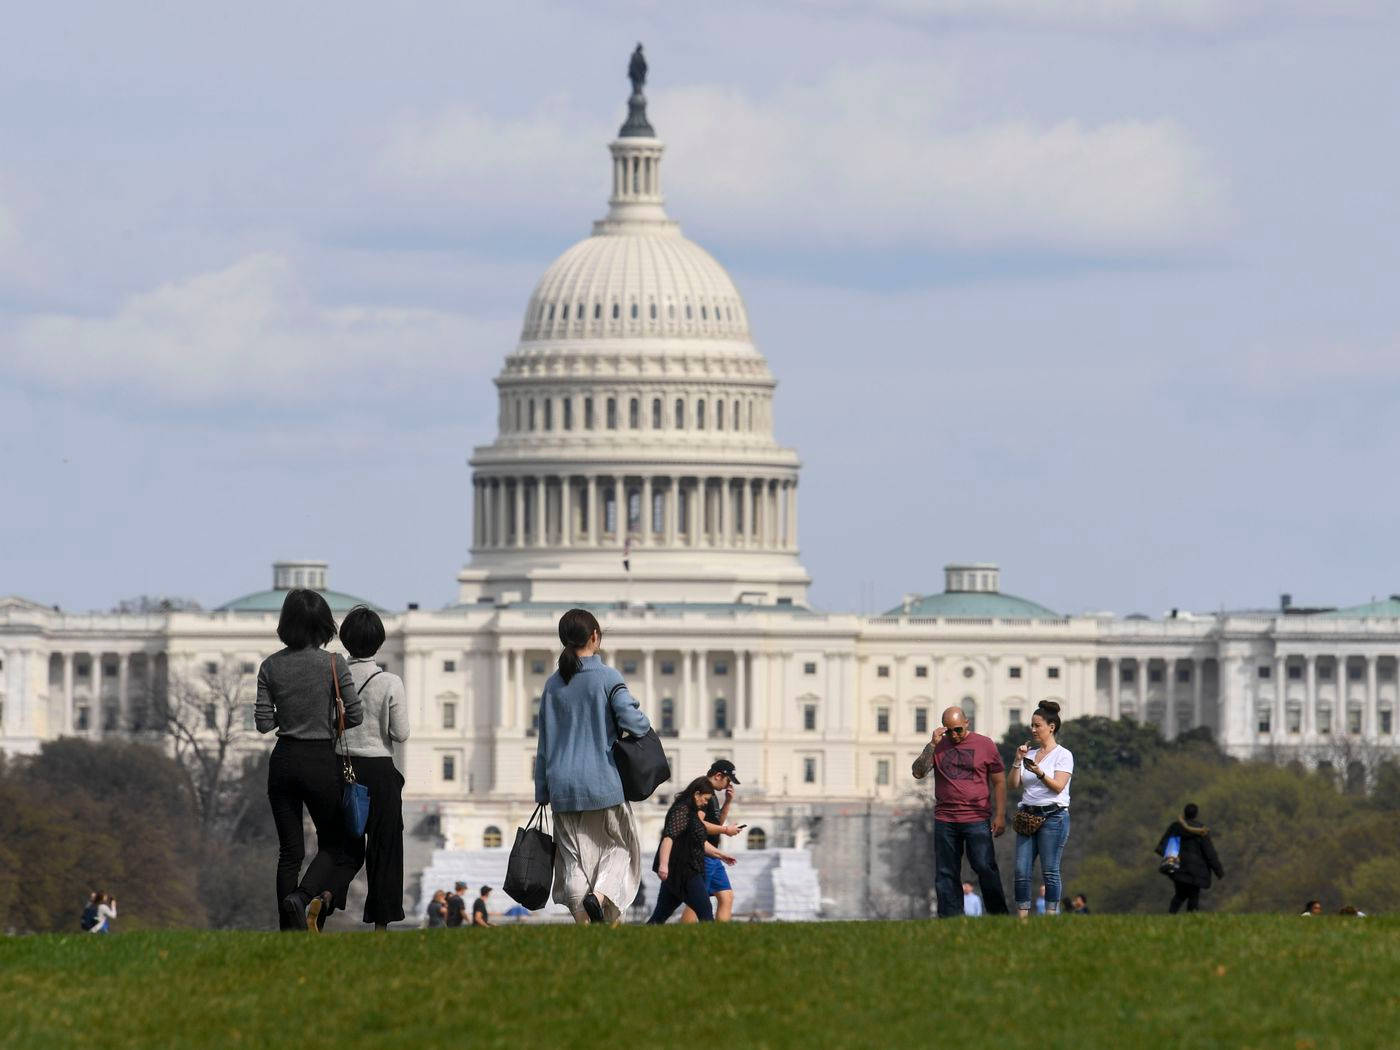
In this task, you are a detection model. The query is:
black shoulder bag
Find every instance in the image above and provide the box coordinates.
[608,681,671,802]
[504,803,556,911]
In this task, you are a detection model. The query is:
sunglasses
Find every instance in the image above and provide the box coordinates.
[946,726,968,736]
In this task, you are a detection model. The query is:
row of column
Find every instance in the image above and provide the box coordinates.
[52,651,140,736]
[1104,656,1211,738]
[1267,654,1394,740]
[473,474,798,552]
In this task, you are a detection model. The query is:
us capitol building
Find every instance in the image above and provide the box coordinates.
[4,55,1399,915]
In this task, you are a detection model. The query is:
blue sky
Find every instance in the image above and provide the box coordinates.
[3,1,1399,617]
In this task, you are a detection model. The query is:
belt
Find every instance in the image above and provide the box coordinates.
[1019,804,1064,815]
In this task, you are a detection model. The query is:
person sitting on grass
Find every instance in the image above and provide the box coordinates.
[648,777,737,924]
[1301,899,1323,916]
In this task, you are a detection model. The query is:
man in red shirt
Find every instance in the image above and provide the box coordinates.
[912,705,1008,917]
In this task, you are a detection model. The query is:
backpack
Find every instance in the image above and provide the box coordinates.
[80,905,99,931]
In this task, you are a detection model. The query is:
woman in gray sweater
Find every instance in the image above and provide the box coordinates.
[534,608,652,924]
[340,605,410,930]
[255,589,364,932]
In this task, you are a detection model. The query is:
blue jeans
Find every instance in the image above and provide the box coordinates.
[934,819,1009,918]
[647,875,714,924]
[1014,808,1070,912]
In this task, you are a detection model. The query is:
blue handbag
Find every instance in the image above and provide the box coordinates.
[331,657,371,838]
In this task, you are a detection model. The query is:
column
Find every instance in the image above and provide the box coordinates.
[742,478,754,548]
[1304,655,1317,738]
[118,653,131,732]
[535,476,546,546]
[1366,655,1378,738]
[561,476,573,547]
[1193,659,1205,731]
[1108,657,1120,720]
[587,476,598,545]
[91,654,104,738]
[720,479,732,547]
[1164,659,1177,738]
[471,480,482,549]
[512,479,524,548]
[640,475,652,545]
[666,478,678,547]
[682,651,694,732]
[493,479,505,548]
[694,651,708,733]
[689,480,700,546]
[644,650,656,723]
[512,649,526,730]
[1273,655,1286,741]
[613,475,624,544]
[787,481,798,548]
[1336,653,1348,734]
[736,649,749,730]
[497,650,511,729]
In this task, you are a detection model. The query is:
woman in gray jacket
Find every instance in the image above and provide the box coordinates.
[534,608,652,925]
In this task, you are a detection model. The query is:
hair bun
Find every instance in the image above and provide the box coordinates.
[1037,701,1061,715]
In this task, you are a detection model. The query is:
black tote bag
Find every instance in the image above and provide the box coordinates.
[504,804,556,911]
[609,683,671,801]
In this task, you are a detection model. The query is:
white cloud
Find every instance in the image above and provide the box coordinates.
[7,253,504,404]
[793,0,1380,31]
[369,65,1227,255]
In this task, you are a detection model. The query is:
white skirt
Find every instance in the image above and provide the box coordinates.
[551,802,642,923]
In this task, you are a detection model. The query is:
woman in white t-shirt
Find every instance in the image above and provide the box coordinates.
[1008,701,1074,917]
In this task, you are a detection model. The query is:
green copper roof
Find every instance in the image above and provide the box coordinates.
[887,591,1061,620]
[217,589,385,615]
[1321,597,1400,618]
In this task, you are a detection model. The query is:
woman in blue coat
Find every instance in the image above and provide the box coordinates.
[534,608,652,924]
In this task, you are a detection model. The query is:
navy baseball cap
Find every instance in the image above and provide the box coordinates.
[707,759,740,784]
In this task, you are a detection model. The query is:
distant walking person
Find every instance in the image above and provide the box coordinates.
[1157,804,1224,913]
[472,886,493,927]
[648,777,737,924]
[88,892,117,933]
[340,605,410,930]
[1009,701,1073,917]
[446,882,468,928]
[80,892,100,932]
[681,759,743,923]
[911,705,1009,917]
[425,890,447,928]
[535,609,652,925]
[256,589,366,932]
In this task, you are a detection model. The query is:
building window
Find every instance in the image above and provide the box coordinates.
[803,704,817,731]
[697,399,706,429]
[1286,705,1302,734]
[530,698,541,735]
[1148,667,1163,683]
[675,399,685,428]
[876,759,890,786]
[1381,665,1396,682]
[483,826,502,848]
[963,666,975,679]
[746,827,767,850]
[1381,709,1393,734]
[563,399,573,430]
[621,660,637,675]
[1347,707,1362,735]
[803,662,817,675]
[612,302,620,319]
[585,397,595,429]
[1008,666,1022,679]
[527,660,543,675]
[660,698,676,735]
[606,398,617,429]
[203,704,217,730]
[1257,709,1271,734]
[1317,706,1332,734]
[660,661,675,676]
[594,303,601,320]
[713,661,728,676]
[443,660,456,673]
[716,400,725,430]
[240,661,255,675]
[1120,667,1136,684]
[876,665,890,678]
[631,303,638,319]
[1288,664,1303,681]
[1258,665,1271,679]
[1318,664,1333,681]
[1174,665,1189,683]
[442,702,456,730]
[876,707,890,733]
[652,398,662,429]
[204,661,219,676]
[629,398,639,429]
[442,755,456,781]
[1008,707,1022,727]
[713,698,728,732]
[544,399,553,430]
[528,400,536,430]
[803,757,817,784]
[514,400,522,430]
[1047,667,1060,679]
[914,707,928,734]
[1348,664,1363,682]
[75,706,90,730]
[914,665,928,678]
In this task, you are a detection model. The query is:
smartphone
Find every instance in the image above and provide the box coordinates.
[737,824,748,830]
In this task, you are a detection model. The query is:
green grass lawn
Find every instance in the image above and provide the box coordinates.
[2,917,1396,1050]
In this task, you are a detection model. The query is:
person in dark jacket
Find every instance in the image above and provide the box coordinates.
[256,589,365,932]
[1156,803,1224,913]
[647,777,737,924]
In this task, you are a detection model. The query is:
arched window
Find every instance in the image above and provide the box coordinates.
[660,698,676,735]
[701,305,708,320]
[563,398,573,430]
[631,302,639,319]
[483,826,503,848]
[746,827,767,851]
[713,697,728,732]
[584,397,594,430]
[652,398,662,429]
[606,398,617,430]
[716,400,725,430]
[594,303,602,320]
[528,399,536,431]
[734,400,741,429]
[675,398,685,429]
[543,398,553,431]
[649,302,657,319]
[629,398,639,429]
[697,399,706,429]
[560,304,568,320]
[612,302,620,320]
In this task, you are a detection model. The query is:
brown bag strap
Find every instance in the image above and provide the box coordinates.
[330,654,355,782]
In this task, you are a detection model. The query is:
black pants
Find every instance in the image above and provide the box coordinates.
[268,737,364,928]
[934,819,1009,917]
[1169,880,1201,913]
[355,756,405,925]
[647,874,713,924]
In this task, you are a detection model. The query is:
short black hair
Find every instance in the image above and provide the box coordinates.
[479,886,491,896]
[1184,803,1199,821]
[340,605,385,658]
[277,589,337,650]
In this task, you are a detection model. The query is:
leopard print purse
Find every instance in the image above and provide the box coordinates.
[1012,809,1047,836]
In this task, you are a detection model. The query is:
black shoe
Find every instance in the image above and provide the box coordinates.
[279,891,310,932]
[582,893,605,924]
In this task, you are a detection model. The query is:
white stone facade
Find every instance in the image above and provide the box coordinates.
[4,70,1400,875]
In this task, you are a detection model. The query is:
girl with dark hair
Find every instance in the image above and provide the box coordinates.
[647,777,737,924]
[340,605,409,930]
[1156,803,1223,913]
[1008,701,1074,917]
[255,589,365,932]
[534,608,653,924]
